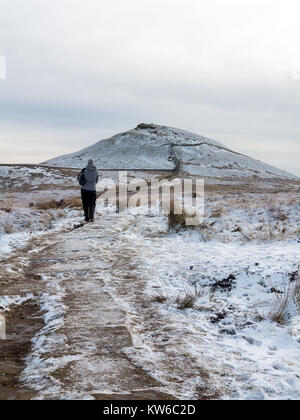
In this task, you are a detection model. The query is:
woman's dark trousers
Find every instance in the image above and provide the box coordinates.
[81,189,96,221]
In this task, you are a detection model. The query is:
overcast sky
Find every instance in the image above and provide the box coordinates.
[0,0,299,175]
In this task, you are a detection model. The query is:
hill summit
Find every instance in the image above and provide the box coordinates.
[44,123,296,179]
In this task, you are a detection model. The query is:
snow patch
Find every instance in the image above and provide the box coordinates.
[44,124,298,179]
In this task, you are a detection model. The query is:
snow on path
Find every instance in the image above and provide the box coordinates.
[17,218,174,400]
[1,209,299,399]
[99,213,300,400]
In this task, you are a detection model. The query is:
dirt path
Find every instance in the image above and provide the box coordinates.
[0,300,44,400]
[0,216,177,399]
[0,208,223,400]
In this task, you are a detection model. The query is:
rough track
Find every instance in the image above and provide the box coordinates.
[0,216,173,399]
[0,211,220,400]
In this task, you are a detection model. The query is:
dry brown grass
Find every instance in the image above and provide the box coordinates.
[175,287,204,310]
[175,292,197,310]
[2,222,14,234]
[35,197,82,210]
[0,197,15,210]
[152,293,167,303]
[167,197,201,231]
[211,206,225,218]
[0,207,12,213]
[203,190,300,242]
[35,200,64,210]
[291,268,300,310]
[63,198,82,209]
[269,299,289,325]
[153,286,207,309]
[275,212,289,222]
[168,212,187,232]
[294,283,300,310]
[269,280,300,325]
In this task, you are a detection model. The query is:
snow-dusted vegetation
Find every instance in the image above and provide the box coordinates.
[0,138,299,400]
[95,191,300,400]
[0,166,82,254]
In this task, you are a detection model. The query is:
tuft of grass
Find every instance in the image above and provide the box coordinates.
[276,212,289,222]
[270,304,288,325]
[268,281,299,325]
[175,291,197,310]
[211,207,225,218]
[153,286,206,309]
[293,278,300,311]
[153,293,167,304]
[254,312,266,322]
[3,222,14,234]
[168,212,186,232]
[167,197,202,232]
[166,197,186,232]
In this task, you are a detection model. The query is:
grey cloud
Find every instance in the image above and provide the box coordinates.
[0,0,299,175]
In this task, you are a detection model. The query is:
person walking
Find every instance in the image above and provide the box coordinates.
[77,159,99,222]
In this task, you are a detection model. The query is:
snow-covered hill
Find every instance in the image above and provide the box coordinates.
[44,124,297,179]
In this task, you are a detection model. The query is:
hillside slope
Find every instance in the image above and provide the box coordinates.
[44,124,297,179]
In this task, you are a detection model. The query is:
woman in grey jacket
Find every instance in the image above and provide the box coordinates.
[77,159,99,222]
